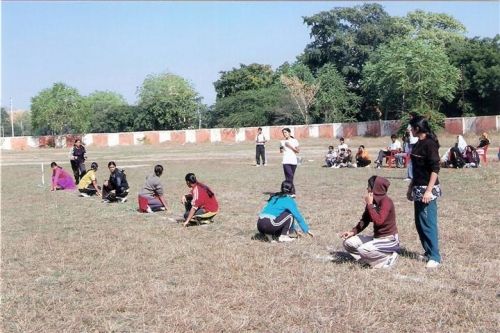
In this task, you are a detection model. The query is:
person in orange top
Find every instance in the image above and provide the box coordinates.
[355,145,371,168]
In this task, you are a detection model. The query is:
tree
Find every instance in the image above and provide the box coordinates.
[280,75,319,125]
[314,64,361,122]
[31,83,88,135]
[443,36,500,116]
[84,91,130,133]
[301,3,406,89]
[137,72,202,130]
[404,10,466,47]
[212,85,300,128]
[362,38,459,120]
[214,63,276,99]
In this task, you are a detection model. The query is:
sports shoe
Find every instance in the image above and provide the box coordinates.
[79,192,90,197]
[278,235,296,242]
[102,199,110,203]
[255,164,261,167]
[426,259,440,268]
[403,178,412,182]
[382,252,399,269]
[146,206,153,213]
[290,194,296,198]
[120,197,128,203]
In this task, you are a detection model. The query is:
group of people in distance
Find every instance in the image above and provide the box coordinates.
[51,115,478,269]
[440,133,490,168]
[255,116,443,270]
[51,140,220,226]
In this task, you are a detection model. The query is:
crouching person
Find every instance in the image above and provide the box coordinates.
[339,176,399,268]
[182,173,219,227]
[257,180,314,242]
[138,165,167,213]
[78,162,102,197]
[102,161,129,203]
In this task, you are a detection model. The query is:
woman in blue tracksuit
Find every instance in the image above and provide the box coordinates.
[257,180,314,242]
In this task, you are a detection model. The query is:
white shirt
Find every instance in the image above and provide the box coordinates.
[256,133,266,145]
[281,138,299,165]
[407,124,418,144]
[389,140,402,151]
[337,143,348,151]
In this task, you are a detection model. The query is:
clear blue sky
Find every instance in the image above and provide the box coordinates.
[2,1,499,110]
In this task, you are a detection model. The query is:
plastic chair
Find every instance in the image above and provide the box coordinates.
[385,150,399,168]
[476,145,489,165]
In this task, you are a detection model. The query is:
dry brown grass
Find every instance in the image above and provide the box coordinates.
[1,133,499,332]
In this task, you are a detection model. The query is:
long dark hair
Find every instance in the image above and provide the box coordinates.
[154,165,163,177]
[409,116,440,148]
[282,127,295,139]
[268,180,293,202]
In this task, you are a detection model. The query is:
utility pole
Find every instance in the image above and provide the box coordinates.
[10,97,14,137]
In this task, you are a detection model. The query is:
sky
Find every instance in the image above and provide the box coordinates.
[1,1,499,110]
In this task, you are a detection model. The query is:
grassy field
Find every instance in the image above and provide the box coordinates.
[1,133,499,332]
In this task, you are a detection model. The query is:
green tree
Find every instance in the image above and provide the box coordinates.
[404,10,466,47]
[212,85,300,128]
[138,72,202,130]
[214,63,276,99]
[443,36,500,116]
[362,38,459,120]
[314,64,361,122]
[301,3,406,89]
[31,83,88,135]
[84,91,130,133]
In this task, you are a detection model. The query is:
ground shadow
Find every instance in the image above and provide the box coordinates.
[399,247,424,261]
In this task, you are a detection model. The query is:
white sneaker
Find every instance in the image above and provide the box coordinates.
[146,206,153,213]
[79,192,90,197]
[120,197,128,203]
[102,199,110,203]
[263,163,268,167]
[255,164,261,167]
[278,235,296,242]
[404,178,412,182]
[382,252,399,269]
[426,259,440,268]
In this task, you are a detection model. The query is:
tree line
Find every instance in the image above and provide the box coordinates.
[8,4,499,136]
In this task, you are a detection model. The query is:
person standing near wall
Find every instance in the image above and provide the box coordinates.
[407,116,442,269]
[280,128,299,196]
[255,127,267,166]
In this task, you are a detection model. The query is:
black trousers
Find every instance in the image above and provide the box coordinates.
[103,185,129,202]
[256,145,266,165]
[183,196,206,219]
[71,160,86,184]
[79,184,99,196]
[257,212,294,237]
[283,164,297,194]
[356,157,371,167]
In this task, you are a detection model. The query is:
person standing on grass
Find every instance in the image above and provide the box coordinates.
[102,161,129,203]
[280,128,299,196]
[50,162,76,191]
[257,180,314,242]
[339,176,400,269]
[138,165,168,213]
[255,127,267,167]
[407,116,442,269]
[69,139,87,185]
[78,162,101,197]
[182,173,219,227]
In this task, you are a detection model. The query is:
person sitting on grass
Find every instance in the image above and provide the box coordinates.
[339,175,400,269]
[331,148,347,168]
[337,137,348,151]
[374,134,402,168]
[182,173,219,227]
[102,161,129,203]
[256,180,314,242]
[50,162,76,191]
[324,145,337,167]
[78,162,102,197]
[138,165,168,213]
[355,145,371,168]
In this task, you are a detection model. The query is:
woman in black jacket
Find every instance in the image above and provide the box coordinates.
[102,161,129,203]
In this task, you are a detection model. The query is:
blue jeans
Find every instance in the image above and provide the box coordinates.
[414,199,441,262]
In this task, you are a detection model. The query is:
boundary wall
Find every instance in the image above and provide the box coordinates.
[1,116,498,150]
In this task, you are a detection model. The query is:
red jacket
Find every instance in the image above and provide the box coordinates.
[191,183,219,213]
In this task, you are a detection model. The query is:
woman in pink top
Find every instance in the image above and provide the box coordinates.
[51,162,76,191]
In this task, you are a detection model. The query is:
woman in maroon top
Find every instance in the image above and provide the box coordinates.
[181,173,219,227]
[339,176,400,269]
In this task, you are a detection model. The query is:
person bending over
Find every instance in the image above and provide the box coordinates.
[50,162,76,191]
[339,176,400,269]
[138,165,167,212]
[102,161,129,203]
[182,173,219,227]
[78,162,101,197]
[257,180,314,242]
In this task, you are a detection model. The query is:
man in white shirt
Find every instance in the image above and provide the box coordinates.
[337,137,348,151]
[374,134,402,168]
[255,127,267,166]
[280,128,300,195]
